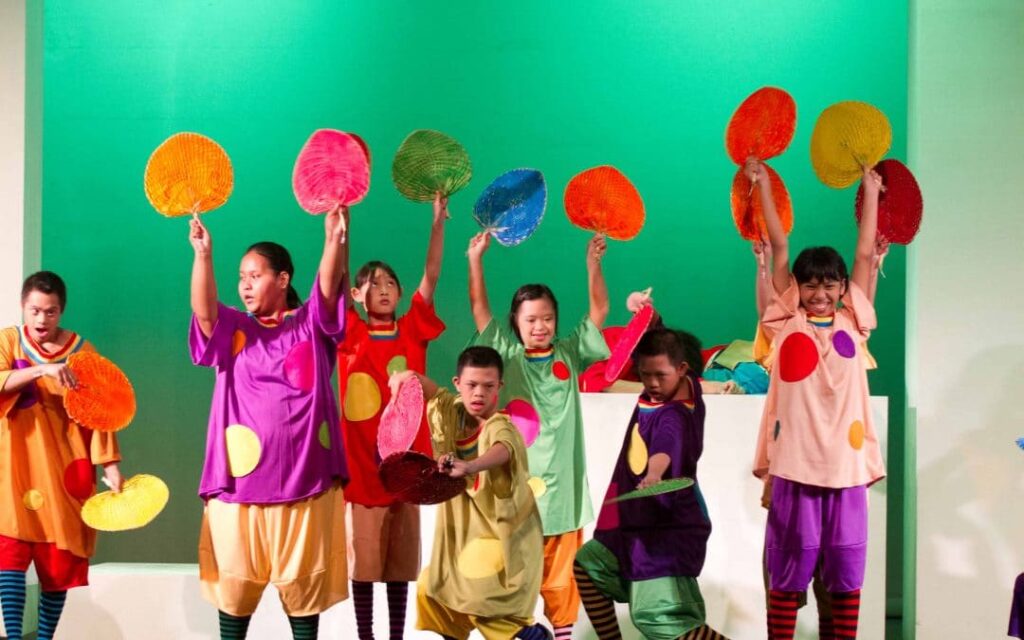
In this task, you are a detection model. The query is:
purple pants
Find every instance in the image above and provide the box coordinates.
[1009,572,1024,638]
[765,477,867,593]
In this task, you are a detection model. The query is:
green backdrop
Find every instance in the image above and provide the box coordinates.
[35,0,908,627]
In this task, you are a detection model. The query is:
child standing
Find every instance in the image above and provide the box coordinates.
[188,207,349,640]
[467,232,610,639]
[748,158,887,640]
[0,271,124,640]
[390,346,549,640]
[575,326,727,640]
[339,193,448,639]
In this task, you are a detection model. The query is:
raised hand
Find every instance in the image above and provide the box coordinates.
[189,214,212,256]
[433,191,450,223]
[586,233,607,270]
[467,232,491,261]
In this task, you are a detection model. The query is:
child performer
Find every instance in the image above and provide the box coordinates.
[748,158,887,640]
[339,193,448,639]
[467,232,610,640]
[390,346,549,640]
[0,271,124,640]
[575,324,727,640]
[188,207,349,640]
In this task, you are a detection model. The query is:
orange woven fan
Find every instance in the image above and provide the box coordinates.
[144,132,233,217]
[726,87,797,165]
[563,166,645,240]
[64,352,136,432]
[730,164,793,241]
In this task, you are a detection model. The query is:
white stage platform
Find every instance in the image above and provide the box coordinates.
[6,394,887,639]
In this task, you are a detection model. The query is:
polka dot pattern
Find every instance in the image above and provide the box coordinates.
[848,420,865,450]
[23,489,44,511]
[627,423,648,475]
[344,372,382,422]
[64,458,95,500]
[833,330,856,359]
[12,359,38,410]
[778,332,819,382]
[386,355,408,377]
[231,330,246,357]
[457,538,505,579]
[225,424,262,477]
[283,340,315,392]
[318,422,331,450]
[527,476,547,498]
[552,361,570,381]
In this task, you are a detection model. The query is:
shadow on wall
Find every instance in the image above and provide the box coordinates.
[918,346,1024,633]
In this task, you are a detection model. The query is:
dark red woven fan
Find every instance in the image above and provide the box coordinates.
[378,451,465,505]
[855,159,923,245]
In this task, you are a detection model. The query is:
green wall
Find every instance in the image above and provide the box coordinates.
[38,0,908,619]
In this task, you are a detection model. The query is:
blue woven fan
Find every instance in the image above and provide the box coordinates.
[472,169,547,247]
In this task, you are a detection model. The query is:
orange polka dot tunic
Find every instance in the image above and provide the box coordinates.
[0,327,121,559]
[752,278,886,488]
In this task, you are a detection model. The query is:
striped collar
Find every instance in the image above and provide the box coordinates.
[368,322,399,340]
[638,397,664,414]
[808,314,835,328]
[19,326,84,364]
[249,308,298,328]
[524,347,554,363]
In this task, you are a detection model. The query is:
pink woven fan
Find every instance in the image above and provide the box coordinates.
[502,398,540,448]
[854,158,923,245]
[293,129,371,213]
[605,304,656,382]
[377,376,425,460]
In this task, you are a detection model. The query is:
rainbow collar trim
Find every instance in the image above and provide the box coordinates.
[250,309,298,328]
[808,315,835,328]
[638,398,664,414]
[19,326,84,364]
[456,424,483,459]
[368,322,399,340]
[524,347,554,363]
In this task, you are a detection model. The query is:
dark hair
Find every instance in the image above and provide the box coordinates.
[21,271,67,311]
[792,246,849,287]
[508,284,559,341]
[354,261,402,295]
[245,242,301,309]
[633,328,704,376]
[456,346,504,379]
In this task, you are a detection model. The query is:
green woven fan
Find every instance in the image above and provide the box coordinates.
[603,477,694,505]
[392,129,472,201]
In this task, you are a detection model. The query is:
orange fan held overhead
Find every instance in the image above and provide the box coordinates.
[725,87,797,241]
[563,165,645,241]
[144,132,233,217]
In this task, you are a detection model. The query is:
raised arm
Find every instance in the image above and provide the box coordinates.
[753,239,774,317]
[438,442,511,479]
[867,236,889,303]
[745,158,789,295]
[587,233,609,329]
[318,204,349,312]
[467,232,494,332]
[417,192,449,304]
[851,167,883,294]
[190,215,218,338]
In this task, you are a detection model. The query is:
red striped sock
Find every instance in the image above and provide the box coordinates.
[830,589,861,639]
[385,582,408,640]
[819,615,836,639]
[352,580,374,640]
[767,590,800,640]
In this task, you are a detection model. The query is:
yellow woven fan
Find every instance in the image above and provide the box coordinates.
[810,101,891,188]
[144,132,233,216]
[81,474,169,532]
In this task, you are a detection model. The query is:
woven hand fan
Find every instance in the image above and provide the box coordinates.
[854,159,923,245]
[377,376,425,460]
[378,450,465,505]
[726,87,797,165]
[564,166,645,240]
[81,474,170,531]
[602,476,694,505]
[64,352,136,432]
[501,398,540,448]
[810,101,892,188]
[731,164,794,241]
[293,129,371,213]
[605,304,656,382]
[392,129,472,201]
[472,169,547,247]
[144,133,233,216]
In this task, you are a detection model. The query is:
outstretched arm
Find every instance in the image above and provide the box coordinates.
[587,234,609,329]
[638,453,671,489]
[417,192,449,304]
[190,215,218,338]
[467,232,494,332]
[318,205,349,312]
[745,158,790,295]
[851,167,883,294]
[438,443,511,478]
[388,370,439,404]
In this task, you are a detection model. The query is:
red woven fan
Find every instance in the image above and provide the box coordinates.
[726,87,797,165]
[378,451,465,505]
[605,304,656,382]
[564,166,645,240]
[377,376,425,460]
[730,164,793,242]
[854,159,923,245]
